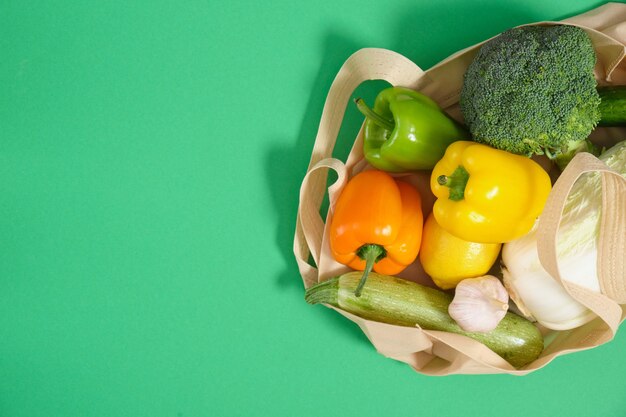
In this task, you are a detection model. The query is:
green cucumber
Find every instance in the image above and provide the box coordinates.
[305,272,543,369]
[598,86,626,126]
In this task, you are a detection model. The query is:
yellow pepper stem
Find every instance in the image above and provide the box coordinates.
[437,165,469,201]
[354,244,386,297]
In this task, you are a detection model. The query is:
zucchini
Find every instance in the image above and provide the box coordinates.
[598,85,626,126]
[305,272,543,369]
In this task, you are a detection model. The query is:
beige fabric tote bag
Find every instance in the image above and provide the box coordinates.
[294,2,626,375]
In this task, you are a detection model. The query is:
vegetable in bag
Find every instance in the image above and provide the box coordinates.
[502,140,626,330]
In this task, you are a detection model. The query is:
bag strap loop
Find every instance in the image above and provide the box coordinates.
[537,152,626,334]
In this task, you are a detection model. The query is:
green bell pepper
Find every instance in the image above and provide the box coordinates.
[355,87,469,172]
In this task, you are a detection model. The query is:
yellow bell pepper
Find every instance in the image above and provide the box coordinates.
[430,141,551,243]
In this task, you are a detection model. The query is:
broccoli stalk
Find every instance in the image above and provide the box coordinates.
[554,138,600,171]
[460,25,601,169]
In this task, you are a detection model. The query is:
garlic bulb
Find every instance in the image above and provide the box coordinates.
[449,276,509,333]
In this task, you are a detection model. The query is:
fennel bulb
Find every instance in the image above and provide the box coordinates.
[502,140,626,330]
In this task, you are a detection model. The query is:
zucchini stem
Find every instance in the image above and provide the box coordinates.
[304,278,339,306]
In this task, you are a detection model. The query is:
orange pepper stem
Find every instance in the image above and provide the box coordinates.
[437,165,469,202]
[354,244,386,297]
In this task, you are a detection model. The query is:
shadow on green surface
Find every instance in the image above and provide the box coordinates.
[391,1,607,69]
[264,30,388,288]
[263,31,379,344]
[264,0,596,344]
[392,2,541,69]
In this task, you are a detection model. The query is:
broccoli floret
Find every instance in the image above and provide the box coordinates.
[460,25,601,167]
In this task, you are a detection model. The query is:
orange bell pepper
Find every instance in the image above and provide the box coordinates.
[329,170,423,296]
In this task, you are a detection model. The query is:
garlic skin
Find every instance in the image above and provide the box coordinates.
[448,276,509,333]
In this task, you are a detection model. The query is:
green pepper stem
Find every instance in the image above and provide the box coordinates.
[437,165,470,202]
[354,98,395,131]
[354,244,386,297]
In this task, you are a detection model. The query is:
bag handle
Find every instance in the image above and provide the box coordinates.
[293,48,425,288]
[295,158,347,288]
[537,152,626,334]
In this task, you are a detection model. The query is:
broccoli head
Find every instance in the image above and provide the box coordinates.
[459,25,601,166]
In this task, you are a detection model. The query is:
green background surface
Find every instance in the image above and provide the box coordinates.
[2,0,625,416]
